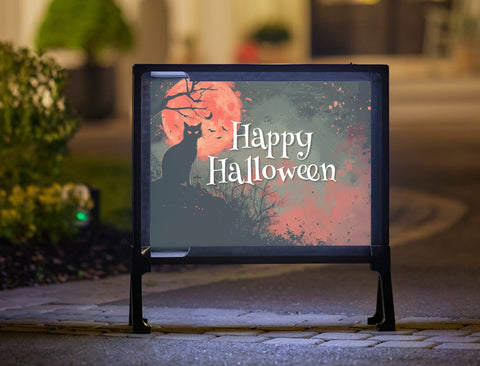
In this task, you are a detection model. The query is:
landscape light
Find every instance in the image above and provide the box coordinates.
[76,211,89,222]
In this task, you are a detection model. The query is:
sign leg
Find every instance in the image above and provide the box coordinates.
[369,245,396,331]
[368,269,395,331]
[376,269,395,331]
[368,277,384,325]
[130,271,151,333]
[130,246,151,333]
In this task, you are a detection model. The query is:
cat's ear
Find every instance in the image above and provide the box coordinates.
[183,121,188,128]
[198,123,202,128]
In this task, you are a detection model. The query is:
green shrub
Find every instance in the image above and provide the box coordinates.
[0,42,78,190]
[0,183,93,244]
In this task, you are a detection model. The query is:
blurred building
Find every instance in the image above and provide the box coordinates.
[0,0,478,118]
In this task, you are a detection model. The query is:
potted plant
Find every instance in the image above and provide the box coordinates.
[252,23,291,45]
[252,22,292,63]
[36,0,133,118]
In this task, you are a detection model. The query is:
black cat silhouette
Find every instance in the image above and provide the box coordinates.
[160,122,202,187]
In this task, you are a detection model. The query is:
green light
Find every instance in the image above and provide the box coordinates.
[76,212,89,221]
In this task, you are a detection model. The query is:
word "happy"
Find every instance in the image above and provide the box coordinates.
[230,121,313,160]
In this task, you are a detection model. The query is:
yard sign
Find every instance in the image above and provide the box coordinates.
[131,64,394,333]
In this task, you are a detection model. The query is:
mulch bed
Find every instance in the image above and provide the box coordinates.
[0,226,133,290]
[0,226,197,290]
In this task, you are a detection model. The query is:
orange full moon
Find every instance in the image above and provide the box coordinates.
[161,81,242,160]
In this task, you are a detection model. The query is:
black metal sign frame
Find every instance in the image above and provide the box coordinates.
[130,64,394,333]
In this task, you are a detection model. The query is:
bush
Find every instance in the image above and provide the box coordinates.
[0,183,93,244]
[0,42,78,190]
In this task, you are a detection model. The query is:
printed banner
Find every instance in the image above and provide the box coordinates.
[148,79,371,248]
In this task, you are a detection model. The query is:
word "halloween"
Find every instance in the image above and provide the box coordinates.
[207,121,336,186]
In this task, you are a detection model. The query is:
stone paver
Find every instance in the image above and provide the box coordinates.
[294,314,351,327]
[320,340,379,348]
[413,329,473,336]
[205,329,264,337]
[213,336,269,343]
[428,336,480,343]
[154,327,212,334]
[310,327,357,332]
[368,335,428,342]
[262,331,317,338]
[375,341,437,349]
[2,303,480,350]
[358,329,417,335]
[256,326,306,331]
[313,332,372,340]
[156,333,216,341]
[435,343,480,350]
[264,338,323,346]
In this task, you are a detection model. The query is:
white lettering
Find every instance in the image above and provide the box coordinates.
[208,157,338,185]
[207,156,227,186]
[277,166,298,182]
[297,132,313,160]
[231,121,249,150]
[230,121,313,162]
[228,162,244,184]
[251,127,266,150]
[320,163,336,182]
[262,165,276,180]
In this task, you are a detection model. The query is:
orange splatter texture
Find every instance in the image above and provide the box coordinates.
[267,125,371,246]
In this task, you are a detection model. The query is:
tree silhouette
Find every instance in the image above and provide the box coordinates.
[214,179,282,241]
[151,80,216,142]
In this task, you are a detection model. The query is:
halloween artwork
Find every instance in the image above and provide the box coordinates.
[149,79,372,248]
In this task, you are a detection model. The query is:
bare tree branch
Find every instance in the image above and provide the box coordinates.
[163,81,217,106]
[151,80,219,141]
[164,105,213,119]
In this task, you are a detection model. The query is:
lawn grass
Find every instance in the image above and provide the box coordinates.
[60,155,132,230]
